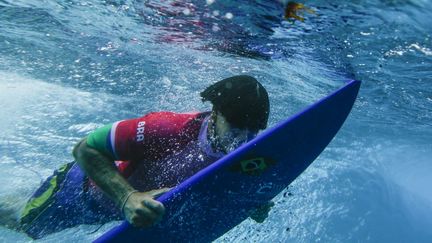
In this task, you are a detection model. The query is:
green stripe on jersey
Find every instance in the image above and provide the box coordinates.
[86,123,115,159]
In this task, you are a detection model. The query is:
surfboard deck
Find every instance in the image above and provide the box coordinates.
[95,80,361,243]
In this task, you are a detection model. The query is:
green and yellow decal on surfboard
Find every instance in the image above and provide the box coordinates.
[230,157,275,176]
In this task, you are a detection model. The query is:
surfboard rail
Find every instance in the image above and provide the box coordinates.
[95,80,361,243]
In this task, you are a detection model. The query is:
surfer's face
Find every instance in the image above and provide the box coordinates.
[213,112,257,153]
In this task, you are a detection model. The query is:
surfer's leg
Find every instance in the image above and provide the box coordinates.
[0,194,22,229]
[17,162,76,239]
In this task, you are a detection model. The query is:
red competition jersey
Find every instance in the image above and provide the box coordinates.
[110,111,210,162]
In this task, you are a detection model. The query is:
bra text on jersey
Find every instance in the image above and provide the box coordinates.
[136,121,145,142]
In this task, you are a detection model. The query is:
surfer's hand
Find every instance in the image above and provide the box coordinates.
[123,188,171,227]
[249,201,274,223]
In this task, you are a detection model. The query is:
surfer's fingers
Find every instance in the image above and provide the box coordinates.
[132,206,159,227]
[129,214,145,227]
[267,201,275,207]
[259,201,274,213]
[148,187,171,198]
[130,214,154,228]
[142,198,165,215]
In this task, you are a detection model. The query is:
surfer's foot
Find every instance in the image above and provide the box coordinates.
[249,201,275,223]
[0,196,21,229]
[0,209,20,229]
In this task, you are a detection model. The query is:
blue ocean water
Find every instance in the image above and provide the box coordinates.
[0,0,431,242]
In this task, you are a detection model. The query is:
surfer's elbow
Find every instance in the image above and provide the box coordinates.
[72,138,86,159]
[73,138,113,172]
[72,138,98,165]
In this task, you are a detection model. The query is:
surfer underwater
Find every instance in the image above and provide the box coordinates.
[0,75,274,239]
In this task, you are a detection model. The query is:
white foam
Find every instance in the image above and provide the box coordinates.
[408,43,432,56]
[384,43,432,57]
[379,144,432,227]
[0,71,125,194]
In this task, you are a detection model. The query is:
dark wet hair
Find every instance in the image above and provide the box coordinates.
[200,75,270,131]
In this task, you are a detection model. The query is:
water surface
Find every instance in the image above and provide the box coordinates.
[0,0,431,242]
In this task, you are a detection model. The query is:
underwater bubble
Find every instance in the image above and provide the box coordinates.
[225,12,233,19]
[183,8,191,16]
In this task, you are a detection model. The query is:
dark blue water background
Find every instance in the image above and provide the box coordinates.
[0,0,431,242]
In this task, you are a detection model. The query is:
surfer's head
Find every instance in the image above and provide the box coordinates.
[201,75,270,131]
[201,75,270,152]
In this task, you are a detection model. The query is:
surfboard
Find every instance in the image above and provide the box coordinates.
[95,80,361,243]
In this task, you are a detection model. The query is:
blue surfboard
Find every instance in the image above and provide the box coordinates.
[95,80,361,243]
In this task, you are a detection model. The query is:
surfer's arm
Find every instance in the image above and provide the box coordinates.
[71,123,134,207]
[73,137,168,227]
[73,138,136,207]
